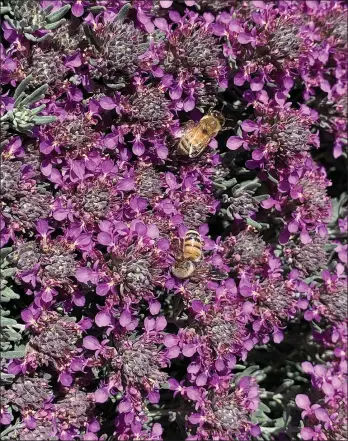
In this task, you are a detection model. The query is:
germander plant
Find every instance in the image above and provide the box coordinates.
[0,1,346,441]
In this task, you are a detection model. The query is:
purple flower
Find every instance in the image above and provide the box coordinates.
[186,377,260,439]
[71,0,86,17]
[0,1,346,440]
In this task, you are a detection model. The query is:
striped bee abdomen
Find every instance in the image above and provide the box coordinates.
[172,260,195,279]
[182,229,203,262]
[177,136,192,156]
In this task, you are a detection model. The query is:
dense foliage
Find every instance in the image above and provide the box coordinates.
[0,1,347,440]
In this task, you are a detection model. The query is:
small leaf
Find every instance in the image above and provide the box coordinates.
[312,321,323,332]
[46,4,71,23]
[243,365,260,376]
[0,421,23,438]
[235,365,260,382]
[32,116,57,125]
[2,268,16,277]
[89,5,106,12]
[0,139,10,151]
[254,409,272,422]
[14,91,27,106]
[0,247,12,259]
[16,127,34,136]
[83,23,103,50]
[31,104,46,115]
[0,317,17,326]
[45,18,67,30]
[104,82,126,90]
[275,416,286,427]
[0,6,11,13]
[246,217,263,230]
[276,379,294,394]
[3,16,16,30]
[5,327,22,342]
[20,84,49,107]
[0,373,15,381]
[255,194,270,202]
[234,364,247,370]
[0,113,12,124]
[13,74,33,100]
[267,172,279,184]
[34,34,51,42]
[1,349,26,359]
[116,3,132,23]
[0,287,20,300]
[24,32,40,41]
[258,402,271,413]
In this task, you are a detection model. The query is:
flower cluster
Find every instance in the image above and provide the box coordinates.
[0,1,347,441]
[296,329,347,441]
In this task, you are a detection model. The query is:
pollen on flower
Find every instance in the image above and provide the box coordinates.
[40,113,102,159]
[27,48,66,88]
[205,314,245,353]
[320,282,347,323]
[55,389,94,428]
[285,235,328,275]
[43,250,77,283]
[88,19,149,82]
[267,18,302,65]
[129,86,173,129]
[14,421,55,441]
[228,229,267,268]
[0,160,23,202]
[11,241,41,273]
[113,339,168,390]
[164,20,225,77]
[135,162,163,200]
[4,375,52,412]
[27,313,81,370]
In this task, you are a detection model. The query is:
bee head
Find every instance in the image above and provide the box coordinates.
[209,110,225,127]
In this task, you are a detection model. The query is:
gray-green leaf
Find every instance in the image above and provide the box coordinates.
[0,287,20,300]
[13,74,33,100]
[116,3,131,23]
[1,349,26,359]
[20,84,49,107]
[32,115,57,125]
[0,316,17,326]
[46,4,71,23]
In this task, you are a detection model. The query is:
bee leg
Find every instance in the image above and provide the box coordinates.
[119,283,124,297]
[173,238,184,261]
[167,136,180,152]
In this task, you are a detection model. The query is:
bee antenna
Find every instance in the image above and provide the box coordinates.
[219,105,235,121]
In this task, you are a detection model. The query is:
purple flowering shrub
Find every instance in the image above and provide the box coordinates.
[0,1,347,440]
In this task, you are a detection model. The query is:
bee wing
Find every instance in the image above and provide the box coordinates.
[183,124,210,158]
[182,120,197,130]
[177,120,196,139]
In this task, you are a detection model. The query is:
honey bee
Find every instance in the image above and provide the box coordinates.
[171,230,203,279]
[177,110,225,158]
